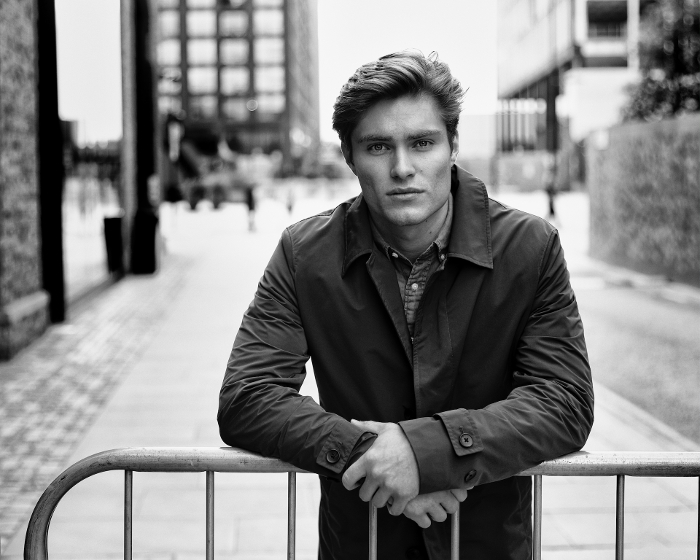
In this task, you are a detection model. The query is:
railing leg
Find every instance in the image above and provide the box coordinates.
[124,470,132,560]
[533,474,542,560]
[451,506,460,560]
[206,471,214,560]
[288,472,296,560]
[616,474,625,560]
[369,504,377,560]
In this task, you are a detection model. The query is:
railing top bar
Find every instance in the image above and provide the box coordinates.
[24,447,700,560]
[520,450,700,477]
[71,447,700,477]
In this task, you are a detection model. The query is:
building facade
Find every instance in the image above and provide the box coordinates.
[496,0,649,188]
[155,0,319,173]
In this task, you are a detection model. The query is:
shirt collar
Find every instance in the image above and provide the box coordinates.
[368,193,452,263]
[342,165,493,276]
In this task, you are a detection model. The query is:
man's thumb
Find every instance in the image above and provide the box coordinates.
[351,419,383,433]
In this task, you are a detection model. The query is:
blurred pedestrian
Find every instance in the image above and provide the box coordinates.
[218,51,593,560]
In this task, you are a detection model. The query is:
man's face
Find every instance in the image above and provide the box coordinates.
[343,94,458,233]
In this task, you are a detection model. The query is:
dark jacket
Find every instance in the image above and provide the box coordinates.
[218,167,594,560]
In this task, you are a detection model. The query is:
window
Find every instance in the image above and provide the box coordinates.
[223,0,247,7]
[158,68,182,95]
[159,0,178,8]
[219,11,248,36]
[188,39,217,65]
[255,66,284,92]
[253,0,282,7]
[158,96,182,115]
[253,9,283,35]
[257,93,285,114]
[187,10,216,36]
[188,67,217,94]
[189,96,218,118]
[158,39,181,66]
[221,67,249,94]
[187,0,215,7]
[223,98,249,120]
[158,11,179,38]
[254,37,284,64]
[220,39,249,65]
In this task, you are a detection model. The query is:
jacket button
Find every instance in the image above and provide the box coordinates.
[464,469,477,483]
[458,433,473,448]
[326,449,340,464]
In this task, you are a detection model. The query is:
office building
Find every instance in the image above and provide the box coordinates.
[156,0,320,173]
[496,0,648,187]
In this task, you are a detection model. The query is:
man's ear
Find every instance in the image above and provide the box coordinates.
[341,142,357,176]
[450,132,460,166]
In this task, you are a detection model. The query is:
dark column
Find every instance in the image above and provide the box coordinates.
[36,0,66,321]
[129,0,159,274]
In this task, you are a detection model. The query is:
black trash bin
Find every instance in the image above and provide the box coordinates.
[103,216,125,275]
[130,208,159,274]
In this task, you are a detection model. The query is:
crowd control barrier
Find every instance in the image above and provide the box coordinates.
[23,448,700,560]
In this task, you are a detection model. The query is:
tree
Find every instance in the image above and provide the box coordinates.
[623,0,700,121]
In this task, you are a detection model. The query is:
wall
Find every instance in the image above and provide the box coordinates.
[0,0,49,358]
[587,114,700,285]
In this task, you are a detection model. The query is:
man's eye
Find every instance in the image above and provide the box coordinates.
[368,144,388,153]
[415,140,432,148]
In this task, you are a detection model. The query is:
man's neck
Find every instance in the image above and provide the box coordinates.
[371,200,450,262]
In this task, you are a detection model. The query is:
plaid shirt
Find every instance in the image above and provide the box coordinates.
[370,194,453,339]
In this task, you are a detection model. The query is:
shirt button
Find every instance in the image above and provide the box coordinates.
[464,469,477,483]
[439,254,446,261]
[411,282,419,290]
[459,433,473,448]
[326,449,340,464]
[391,252,398,258]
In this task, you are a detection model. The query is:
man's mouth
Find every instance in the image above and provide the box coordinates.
[388,188,422,196]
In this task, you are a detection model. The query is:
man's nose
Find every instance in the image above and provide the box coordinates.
[390,148,415,180]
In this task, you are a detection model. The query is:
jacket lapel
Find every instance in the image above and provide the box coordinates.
[365,251,413,366]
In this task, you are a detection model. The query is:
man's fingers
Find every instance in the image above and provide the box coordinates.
[350,419,384,433]
[427,504,448,523]
[387,494,410,516]
[341,460,366,491]
[370,488,392,509]
[450,488,469,502]
[358,479,380,503]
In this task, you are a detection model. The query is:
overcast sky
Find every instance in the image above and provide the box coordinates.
[55,0,497,144]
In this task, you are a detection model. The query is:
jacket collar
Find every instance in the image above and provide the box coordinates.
[342,165,493,276]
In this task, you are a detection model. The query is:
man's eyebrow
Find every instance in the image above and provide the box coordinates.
[406,129,443,141]
[356,129,443,143]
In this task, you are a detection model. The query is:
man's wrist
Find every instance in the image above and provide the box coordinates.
[341,431,377,474]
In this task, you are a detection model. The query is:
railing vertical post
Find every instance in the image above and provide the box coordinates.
[206,471,214,560]
[450,507,460,560]
[287,472,296,560]
[369,504,377,560]
[616,474,625,560]
[124,470,133,560]
[533,474,542,560]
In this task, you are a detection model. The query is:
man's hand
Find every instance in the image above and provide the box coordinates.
[342,420,420,515]
[403,489,468,528]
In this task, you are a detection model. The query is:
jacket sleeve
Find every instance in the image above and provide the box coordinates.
[217,228,367,477]
[399,230,594,493]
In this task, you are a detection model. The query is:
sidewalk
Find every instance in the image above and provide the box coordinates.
[1,187,698,559]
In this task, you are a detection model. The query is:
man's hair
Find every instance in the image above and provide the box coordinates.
[332,51,464,155]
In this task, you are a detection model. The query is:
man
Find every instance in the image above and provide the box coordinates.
[218,51,593,560]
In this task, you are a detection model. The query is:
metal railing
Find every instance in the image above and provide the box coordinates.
[23,448,700,560]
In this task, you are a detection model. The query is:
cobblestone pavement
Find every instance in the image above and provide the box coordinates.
[0,253,189,552]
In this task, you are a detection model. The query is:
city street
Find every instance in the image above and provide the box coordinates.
[1,180,699,559]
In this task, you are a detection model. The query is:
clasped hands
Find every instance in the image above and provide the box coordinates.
[342,420,468,528]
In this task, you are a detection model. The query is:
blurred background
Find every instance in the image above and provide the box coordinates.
[0,0,698,558]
